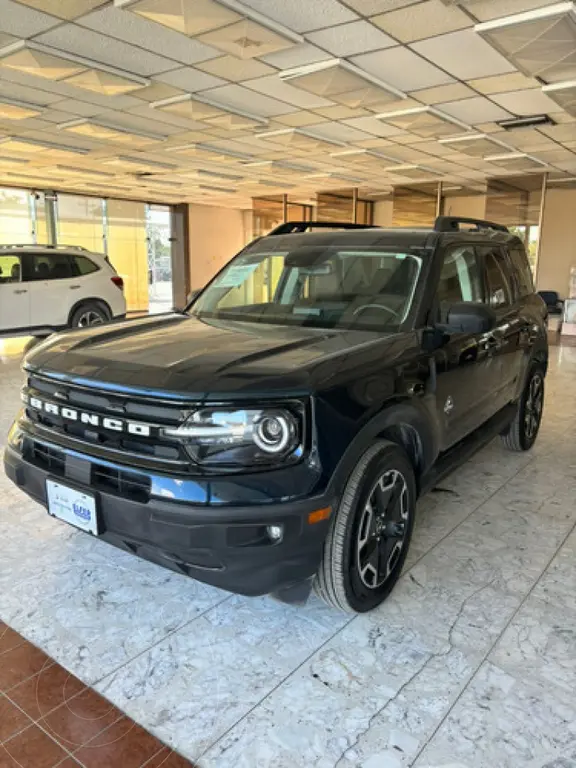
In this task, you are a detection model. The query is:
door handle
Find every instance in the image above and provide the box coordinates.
[13,288,27,294]
[69,285,81,290]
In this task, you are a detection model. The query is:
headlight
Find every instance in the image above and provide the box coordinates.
[162,405,304,467]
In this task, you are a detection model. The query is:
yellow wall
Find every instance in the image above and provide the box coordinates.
[107,199,149,312]
[373,200,393,226]
[188,203,249,290]
[536,187,576,297]
[443,195,487,219]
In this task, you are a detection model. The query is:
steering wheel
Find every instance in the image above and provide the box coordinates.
[352,303,400,320]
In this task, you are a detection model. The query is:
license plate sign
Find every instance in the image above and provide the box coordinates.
[46,480,98,535]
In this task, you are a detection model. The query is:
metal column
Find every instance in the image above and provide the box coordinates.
[352,187,359,223]
[534,172,548,287]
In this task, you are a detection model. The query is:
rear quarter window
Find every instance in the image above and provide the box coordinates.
[72,255,100,276]
[507,245,534,297]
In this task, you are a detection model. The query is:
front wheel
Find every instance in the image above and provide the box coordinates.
[501,365,545,452]
[314,441,416,613]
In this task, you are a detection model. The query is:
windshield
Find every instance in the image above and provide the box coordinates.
[190,242,424,331]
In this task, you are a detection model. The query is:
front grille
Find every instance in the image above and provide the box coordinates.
[28,440,151,502]
[24,374,192,470]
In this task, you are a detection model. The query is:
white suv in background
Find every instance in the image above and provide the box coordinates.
[0,245,126,336]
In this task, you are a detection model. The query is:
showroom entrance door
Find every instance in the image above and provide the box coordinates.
[147,205,173,314]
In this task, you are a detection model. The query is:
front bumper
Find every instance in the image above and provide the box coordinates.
[3,440,333,600]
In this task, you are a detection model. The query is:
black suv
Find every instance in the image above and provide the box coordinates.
[4,216,548,613]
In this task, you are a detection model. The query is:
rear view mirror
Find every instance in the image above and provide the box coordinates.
[445,302,496,334]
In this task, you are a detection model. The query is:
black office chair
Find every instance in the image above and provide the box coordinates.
[538,291,564,316]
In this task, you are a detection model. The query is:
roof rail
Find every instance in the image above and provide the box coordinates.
[0,243,89,251]
[268,221,379,236]
[434,216,509,233]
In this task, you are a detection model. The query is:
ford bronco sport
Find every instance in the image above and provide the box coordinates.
[4,216,548,613]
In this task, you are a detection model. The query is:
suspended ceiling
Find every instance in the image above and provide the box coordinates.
[0,0,574,209]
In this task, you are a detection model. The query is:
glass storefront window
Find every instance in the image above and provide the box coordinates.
[107,199,149,313]
[146,204,173,314]
[56,194,105,253]
[0,188,34,244]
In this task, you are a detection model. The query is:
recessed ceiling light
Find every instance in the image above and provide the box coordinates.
[279,58,406,110]
[330,148,401,165]
[0,40,150,94]
[257,128,346,151]
[241,159,315,175]
[150,94,268,130]
[375,106,470,138]
[476,3,576,84]
[485,152,549,171]
[54,165,115,178]
[198,183,238,194]
[103,155,176,170]
[116,0,303,52]
[0,136,89,155]
[58,119,166,144]
[0,98,43,120]
[439,133,514,157]
[542,80,576,116]
[497,114,556,130]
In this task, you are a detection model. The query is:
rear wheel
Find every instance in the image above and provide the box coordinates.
[501,365,545,451]
[70,301,110,329]
[314,441,416,613]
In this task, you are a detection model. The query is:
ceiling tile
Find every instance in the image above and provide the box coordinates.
[465,0,561,23]
[0,32,18,48]
[305,121,373,142]
[154,67,226,91]
[78,6,220,65]
[540,124,576,143]
[275,110,326,126]
[0,0,60,36]
[0,79,63,105]
[243,74,335,109]
[411,29,516,80]
[411,82,475,105]
[14,0,108,20]
[372,0,471,43]
[306,20,395,57]
[50,98,112,116]
[196,55,275,82]
[228,0,358,33]
[34,26,178,76]
[352,47,453,91]
[341,115,405,137]
[128,82,185,102]
[120,0,241,37]
[260,44,329,70]
[344,0,422,15]
[468,72,541,95]
[198,84,296,117]
[313,105,371,119]
[438,96,512,124]
[490,89,561,117]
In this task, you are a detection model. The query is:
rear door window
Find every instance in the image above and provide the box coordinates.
[479,247,513,308]
[507,245,534,297]
[28,253,73,281]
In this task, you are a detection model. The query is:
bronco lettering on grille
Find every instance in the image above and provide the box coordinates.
[23,393,152,437]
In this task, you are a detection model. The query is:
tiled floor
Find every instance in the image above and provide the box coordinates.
[1,336,576,768]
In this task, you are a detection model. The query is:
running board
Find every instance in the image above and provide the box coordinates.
[420,404,517,496]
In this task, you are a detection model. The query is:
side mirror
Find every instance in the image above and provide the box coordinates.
[445,302,496,334]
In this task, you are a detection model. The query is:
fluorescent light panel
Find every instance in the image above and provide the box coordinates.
[104,155,176,170]
[0,40,150,94]
[330,148,401,165]
[116,0,302,59]
[58,119,166,144]
[0,136,89,155]
[376,106,470,138]
[543,80,576,116]
[280,58,406,110]
[476,3,576,84]
[150,94,268,130]
[486,152,549,171]
[439,133,514,157]
[167,143,254,161]
[385,164,441,179]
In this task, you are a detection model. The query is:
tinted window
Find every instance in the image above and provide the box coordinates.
[72,255,99,276]
[437,246,484,320]
[28,253,72,281]
[481,248,512,308]
[507,245,534,297]
[0,254,22,284]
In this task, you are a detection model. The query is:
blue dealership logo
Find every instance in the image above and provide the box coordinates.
[73,503,91,522]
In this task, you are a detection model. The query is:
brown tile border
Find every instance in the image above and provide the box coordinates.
[0,624,198,768]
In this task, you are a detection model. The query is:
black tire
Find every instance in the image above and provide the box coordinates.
[501,365,545,452]
[69,301,110,329]
[314,440,416,613]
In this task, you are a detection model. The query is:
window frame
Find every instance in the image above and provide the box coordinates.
[478,245,514,310]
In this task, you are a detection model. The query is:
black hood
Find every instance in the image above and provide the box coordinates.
[25,314,406,399]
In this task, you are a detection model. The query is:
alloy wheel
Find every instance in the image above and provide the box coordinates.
[77,310,105,327]
[356,469,409,589]
[524,372,544,440]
